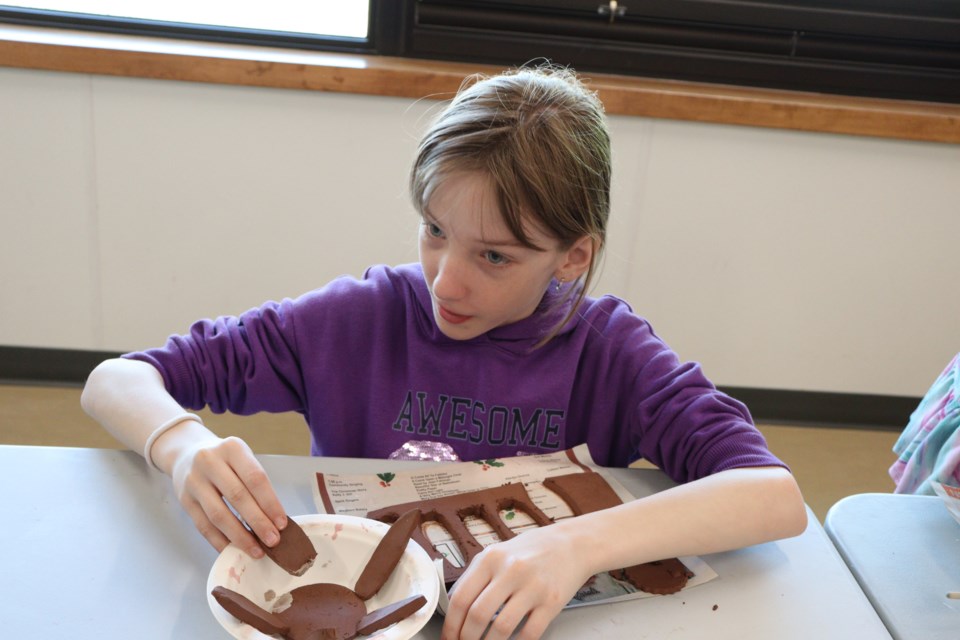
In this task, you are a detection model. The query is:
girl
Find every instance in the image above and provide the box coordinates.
[82,65,806,640]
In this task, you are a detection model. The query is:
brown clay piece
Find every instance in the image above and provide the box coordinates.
[354,509,421,599]
[610,558,695,595]
[211,586,286,636]
[258,517,317,577]
[542,471,623,514]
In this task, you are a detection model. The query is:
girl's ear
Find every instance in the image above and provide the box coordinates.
[557,235,596,282]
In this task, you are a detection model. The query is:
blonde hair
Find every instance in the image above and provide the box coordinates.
[410,64,611,344]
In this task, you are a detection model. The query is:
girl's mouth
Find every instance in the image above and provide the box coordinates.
[438,305,471,325]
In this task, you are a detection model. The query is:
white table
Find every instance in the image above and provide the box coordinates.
[1,445,891,639]
[825,493,960,640]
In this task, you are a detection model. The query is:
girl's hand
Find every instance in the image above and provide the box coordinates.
[169,436,288,559]
[441,524,592,640]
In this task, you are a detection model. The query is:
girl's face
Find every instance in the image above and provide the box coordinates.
[419,171,588,341]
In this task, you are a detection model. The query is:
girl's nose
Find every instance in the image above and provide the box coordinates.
[432,254,468,301]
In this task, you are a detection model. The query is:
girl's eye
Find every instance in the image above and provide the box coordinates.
[484,251,509,266]
[424,222,444,238]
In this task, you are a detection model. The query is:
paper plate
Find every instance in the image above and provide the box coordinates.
[207,514,440,640]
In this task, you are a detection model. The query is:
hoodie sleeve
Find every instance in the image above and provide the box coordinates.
[581,297,786,482]
[630,343,785,482]
[124,298,307,415]
[122,265,414,420]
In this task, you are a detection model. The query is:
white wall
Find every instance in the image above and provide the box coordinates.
[2,66,958,397]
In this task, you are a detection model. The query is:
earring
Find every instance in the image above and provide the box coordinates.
[555,276,565,292]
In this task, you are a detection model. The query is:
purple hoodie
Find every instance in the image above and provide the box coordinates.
[126,263,783,482]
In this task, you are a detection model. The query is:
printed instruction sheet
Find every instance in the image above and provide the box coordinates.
[312,444,716,610]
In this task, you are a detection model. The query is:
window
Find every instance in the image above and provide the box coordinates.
[2,0,958,103]
[0,1,374,51]
[0,2,368,37]
[401,1,960,103]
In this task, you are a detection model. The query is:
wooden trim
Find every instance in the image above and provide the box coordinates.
[1,25,958,144]
[591,79,960,144]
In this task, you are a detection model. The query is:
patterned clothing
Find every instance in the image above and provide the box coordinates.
[891,353,960,493]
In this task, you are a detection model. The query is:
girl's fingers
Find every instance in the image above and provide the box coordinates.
[451,588,559,640]
[445,554,526,640]
[184,467,266,557]
[222,437,288,533]
[442,563,491,639]
[485,595,530,640]
[448,583,537,640]
[514,607,556,640]
[469,591,529,640]
[173,438,282,557]
[442,531,578,640]
[181,495,232,553]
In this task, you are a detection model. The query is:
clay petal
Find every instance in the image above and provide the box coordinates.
[211,586,288,636]
[355,595,428,636]
[259,517,318,577]
[353,510,421,599]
